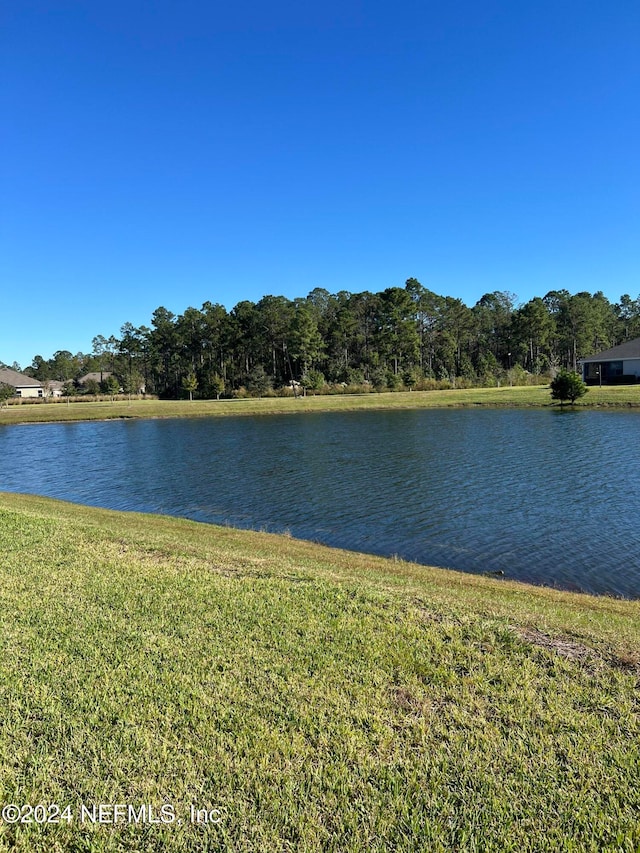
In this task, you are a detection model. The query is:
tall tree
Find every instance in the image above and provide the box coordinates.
[176,306,209,393]
[118,323,144,393]
[149,307,179,396]
[28,355,51,381]
[230,301,258,381]
[376,287,419,375]
[472,291,517,369]
[347,291,380,380]
[201,302,229,378]
[289,303,324,377]
[91,335,109,381]
[50,350,77,381]
[438,297,474,378]
[326,297,358,381]
[405,278,443,376]
[255,295,294,383]
[512,297,555,373]
[561,292,615,370]
[616,294,640,341]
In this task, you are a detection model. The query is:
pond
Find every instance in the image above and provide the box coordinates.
[1,408,639,598]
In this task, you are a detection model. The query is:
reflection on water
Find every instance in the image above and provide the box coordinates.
[1,408,639,598]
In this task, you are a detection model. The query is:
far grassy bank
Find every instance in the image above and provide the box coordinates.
[1,383,639,426]
[0,493,638,851]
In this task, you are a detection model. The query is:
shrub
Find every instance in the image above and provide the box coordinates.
[550,370,588,405]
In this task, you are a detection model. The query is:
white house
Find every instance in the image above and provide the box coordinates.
[580,337,640,385]
[0,367,44,398]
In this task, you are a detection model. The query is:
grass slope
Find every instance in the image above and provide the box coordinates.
[1,384,639,426]
[0,495,639,851]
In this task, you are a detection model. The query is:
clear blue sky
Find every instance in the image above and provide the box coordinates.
[2,0,638,369]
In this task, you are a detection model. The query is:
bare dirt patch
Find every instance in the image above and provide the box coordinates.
[513,626,640,676]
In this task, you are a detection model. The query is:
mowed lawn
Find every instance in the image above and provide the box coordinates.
[0,493,639,852]
[1,383,640,428]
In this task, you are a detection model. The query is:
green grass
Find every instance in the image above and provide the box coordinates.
[0,493,638,851]
[1,383,640,426]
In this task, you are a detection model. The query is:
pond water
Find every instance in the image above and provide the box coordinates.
[1,408,639,598]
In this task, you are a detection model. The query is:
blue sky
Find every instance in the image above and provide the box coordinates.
[2,0,638,369]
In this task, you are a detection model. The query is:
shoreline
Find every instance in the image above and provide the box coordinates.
[3,490,640,609]
[2,488,639,611]
[2,488,637,602]
[2,384,640,427]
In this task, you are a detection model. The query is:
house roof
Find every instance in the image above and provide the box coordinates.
[581,337,640,363]
[0,367,42,388]
[78,372,112,383]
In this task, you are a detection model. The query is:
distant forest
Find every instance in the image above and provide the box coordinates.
[20,280,640,398]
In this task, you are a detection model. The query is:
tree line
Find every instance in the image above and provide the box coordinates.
[22,280,640,398]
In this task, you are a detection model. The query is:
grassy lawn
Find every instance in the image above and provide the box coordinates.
[1,384,639,426]
[0,493,638,851]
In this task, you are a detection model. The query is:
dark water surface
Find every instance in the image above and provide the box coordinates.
[1,408,639,598]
